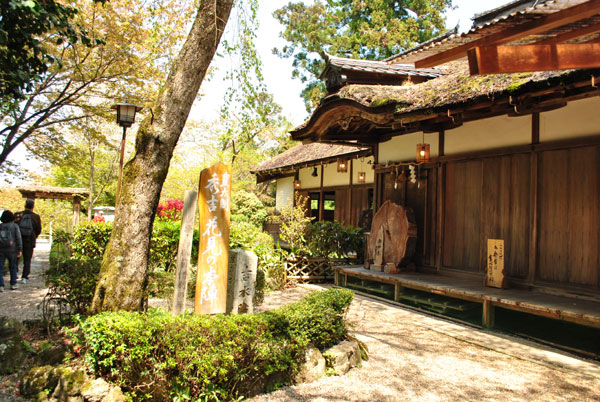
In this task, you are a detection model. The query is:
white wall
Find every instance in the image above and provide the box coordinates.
[298,166,321,189]
[275,176,294,212]
[445,114,531,154]
[378,132,439,163]
[540,96,600,142]
[351,156,375,184]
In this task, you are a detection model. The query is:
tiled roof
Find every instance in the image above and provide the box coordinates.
[323,54,443,78]
[388,0,600,64]
[253,142,369,174]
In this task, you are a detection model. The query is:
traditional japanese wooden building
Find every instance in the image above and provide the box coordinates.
[259,0,600,349]
[253,142,373,228]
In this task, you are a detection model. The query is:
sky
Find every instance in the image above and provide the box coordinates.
[193,0,508,127]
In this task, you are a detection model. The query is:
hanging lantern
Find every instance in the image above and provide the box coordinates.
[337,158,348,172]
[294,179,302,189]
[358,171,366,183]
[416,143,430,163]
[311,166,318,177]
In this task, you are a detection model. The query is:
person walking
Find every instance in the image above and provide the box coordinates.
[15,199,42,284]
[0,210,22,291]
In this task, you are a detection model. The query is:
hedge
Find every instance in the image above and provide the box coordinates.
[75,288,354,401]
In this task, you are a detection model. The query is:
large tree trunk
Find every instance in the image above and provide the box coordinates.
[91,1,234,313]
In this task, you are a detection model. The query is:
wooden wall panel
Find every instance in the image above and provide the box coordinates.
[350,187,371,228]
[480,155,530,279]
[538,146,600,288]
[443,160,482,271]
[425,167,438,267]
[335,188,348,225]
[507,154,531,278]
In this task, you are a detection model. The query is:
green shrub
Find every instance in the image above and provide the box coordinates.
[71,223,112,261]
[230,189,268,227]
[75,289,353,401]
[44,258,101,315]
[70,221,200,273]
[305,221,364,260]
[49,230,72,269]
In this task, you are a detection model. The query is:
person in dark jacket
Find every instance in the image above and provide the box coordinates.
[0,210,22,291]
[15,199,42,284]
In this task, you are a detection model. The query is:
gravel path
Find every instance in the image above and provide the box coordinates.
[0,240,50,322]
[251,284,600,402]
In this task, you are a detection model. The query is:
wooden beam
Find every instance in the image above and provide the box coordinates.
[469,43,600,74]
[414,0,600,68]
[536,20,600,45]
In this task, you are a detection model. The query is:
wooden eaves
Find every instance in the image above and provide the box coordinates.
[390,0,600,74]
[291,62,600,145]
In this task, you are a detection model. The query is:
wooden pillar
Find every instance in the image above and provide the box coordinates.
[348,158,353,224]
[528,113,540,283]
[319,164,324,221]
[72,196,81,228]
[173,190,198,315]
[482,299,495,328]
[435,131,445,271]
[394,283,404,302]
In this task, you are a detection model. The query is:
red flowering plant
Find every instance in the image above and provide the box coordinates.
[156,199,184,222]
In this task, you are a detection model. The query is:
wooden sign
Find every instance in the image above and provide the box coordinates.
[195,163,232,314]
[486,239,507,289]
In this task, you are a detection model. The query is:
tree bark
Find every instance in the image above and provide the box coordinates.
[91,0,234,312]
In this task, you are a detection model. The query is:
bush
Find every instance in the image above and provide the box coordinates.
[75,289,353,401]
[70,221,200,273]
[230,189,268,227]
[71,223,112,261]
[305,221,364,260]
[44,258,101,316]
[156,199,184,221]
[49,230,72,269]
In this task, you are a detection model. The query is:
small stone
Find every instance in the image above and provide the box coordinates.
[101,386,125,402]
[294,346,326,383]
[81,378,111,402]
[323,340,361,376]
[20,365,59,397]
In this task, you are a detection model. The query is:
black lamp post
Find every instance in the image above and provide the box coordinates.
[111,102,142,202]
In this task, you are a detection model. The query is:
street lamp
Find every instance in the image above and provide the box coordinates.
[111,102,142,202]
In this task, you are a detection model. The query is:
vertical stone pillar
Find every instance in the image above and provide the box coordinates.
[226,249,258,314]
[172,190,198,315]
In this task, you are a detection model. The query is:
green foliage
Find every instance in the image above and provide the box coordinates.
[71,222,112,261]
[278,193,314,256]
[273,0,452,110]
[0,0,103,100]
[49,230,72,269]
[70,221,200,274]
[75,289,353,401]
[230,189,268,227]
[305,221,364,259]
[44,258,101,315]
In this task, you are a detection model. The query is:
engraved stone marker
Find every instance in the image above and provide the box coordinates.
[226,249,258,314]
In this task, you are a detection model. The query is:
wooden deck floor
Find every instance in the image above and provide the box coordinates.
[334,266,600,330]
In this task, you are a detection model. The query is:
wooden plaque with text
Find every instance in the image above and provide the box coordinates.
[194,163,232,314]
[486,239,507,289]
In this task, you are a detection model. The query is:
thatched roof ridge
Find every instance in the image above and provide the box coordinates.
[335,61,573,112]
[253,142,369,174]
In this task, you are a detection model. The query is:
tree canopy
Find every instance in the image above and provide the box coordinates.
[274,0,452,110]
[0,0,196,173]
